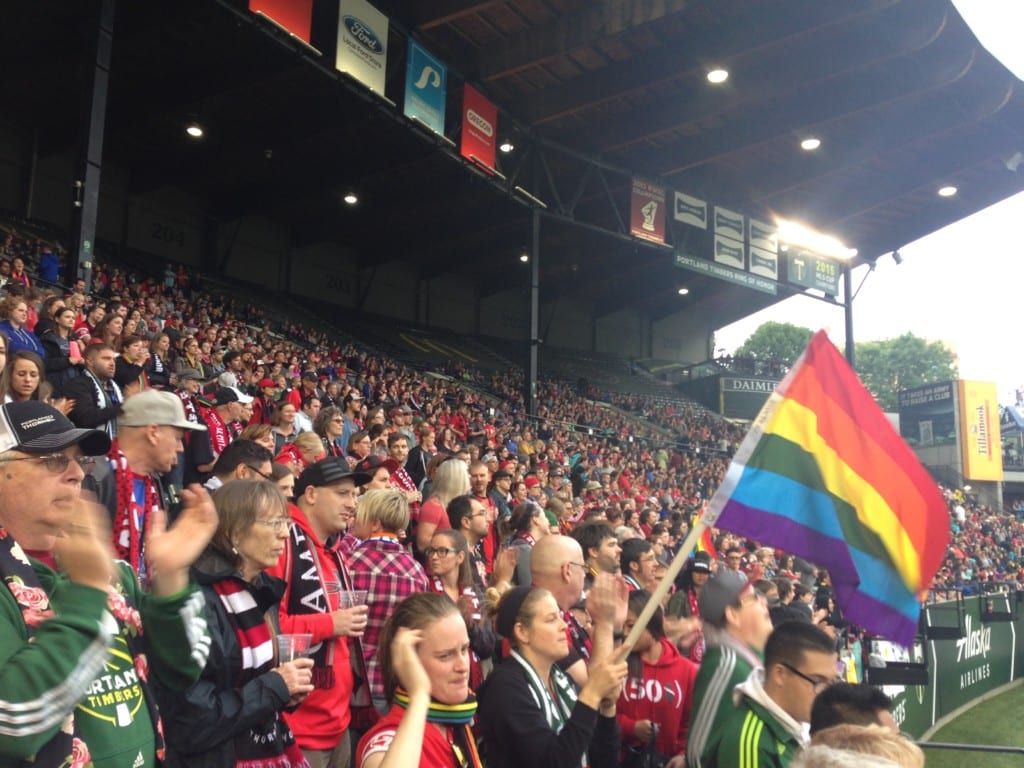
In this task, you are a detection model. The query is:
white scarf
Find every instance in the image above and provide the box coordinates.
[509,649,585,767]
[84,369,123,439]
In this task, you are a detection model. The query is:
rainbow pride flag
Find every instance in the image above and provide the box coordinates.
[704,331,949,646]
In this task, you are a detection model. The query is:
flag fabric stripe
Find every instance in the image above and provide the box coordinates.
[744,435,898,573]
[761,401,921,588]
[707,330,949,646]
[784,360,945,569]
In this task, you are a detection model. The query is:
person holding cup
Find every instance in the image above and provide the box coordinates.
[267,457,372,768]
[160,479,314,768]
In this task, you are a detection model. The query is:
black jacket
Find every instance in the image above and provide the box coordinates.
[158,550,291,768]
[477,656,620,768]
[61,370,120,430]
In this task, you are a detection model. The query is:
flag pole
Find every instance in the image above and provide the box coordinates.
[621,517,709,651]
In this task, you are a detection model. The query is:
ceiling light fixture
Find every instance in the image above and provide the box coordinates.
[706,69,729,84]
[499,140,514,153]
[519,252,529,263]
[800,137,821,151]
[185,123,204,138]
[937,185,958,197]
[343,192,358,205]
[677,287,690,295]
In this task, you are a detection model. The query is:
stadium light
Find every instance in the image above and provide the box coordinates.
[937,185,958,197]
[775,217,856,261]
[800,137,821,151]
[707,69,729,84]
[185,122,204,138]
[343,192,358,205]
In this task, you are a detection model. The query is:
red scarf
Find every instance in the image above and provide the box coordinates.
[202,405,232,455]
[688,588,705,664]
[110,440,162,586]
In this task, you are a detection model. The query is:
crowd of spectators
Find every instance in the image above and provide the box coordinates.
[0,219,1015,768]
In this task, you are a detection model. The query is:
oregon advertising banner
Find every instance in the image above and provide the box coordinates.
[460,85,497,170]
[336,0,388,94]
[630,179,666,244]
[959,380,1003,481]
[249,0,313,43]
[404,40,446,136]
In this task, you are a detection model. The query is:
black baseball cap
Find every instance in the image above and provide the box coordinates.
[294,457,371,497]
[0,401,111,456]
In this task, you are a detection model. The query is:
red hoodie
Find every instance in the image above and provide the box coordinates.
[617,637,697,759]
[266,503,355,750]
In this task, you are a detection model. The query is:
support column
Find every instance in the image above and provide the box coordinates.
[70,0,116,293]
[525,208,540,417]
[843,261,855,367]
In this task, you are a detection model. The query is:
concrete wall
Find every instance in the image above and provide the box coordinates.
[595,309,645,358]
[359,260,416,321]
[480,288,528,341]
[426,273,475,333]
[291,242,358,307]
[219,215,289,289]
[651,309,713,362]
[543,296,593,351]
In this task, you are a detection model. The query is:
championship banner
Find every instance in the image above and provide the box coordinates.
[630,179,666,244]
[958,380,1003,481]
[460,85,497,170]
[249,0,313,43]
[673,191,707,229]
[336,0,388,95]
[404,40,447,136]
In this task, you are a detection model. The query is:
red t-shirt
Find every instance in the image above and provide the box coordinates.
[417,497,451,533]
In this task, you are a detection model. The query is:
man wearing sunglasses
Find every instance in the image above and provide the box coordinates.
[706,621,837,768]
[0,400,217,768]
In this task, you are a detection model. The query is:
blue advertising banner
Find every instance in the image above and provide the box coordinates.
[404,39,447,136]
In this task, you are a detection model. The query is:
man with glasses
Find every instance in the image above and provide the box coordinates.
[687,570,773,768]
[448,494,491,590]
[707,621,837,767]
[267,458,372,768]
[84,389,207,582]
[0,400,216,768]
[202,438,274,491]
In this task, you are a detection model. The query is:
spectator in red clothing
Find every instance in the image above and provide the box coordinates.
[347,488,429,713]
[268,458,372,768]
[618,590,696,767]
[414,457,469,557]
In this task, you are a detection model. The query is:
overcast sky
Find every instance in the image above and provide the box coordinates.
[715,1,1024,404]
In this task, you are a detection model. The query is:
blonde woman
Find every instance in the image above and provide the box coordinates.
[414,458,470,557]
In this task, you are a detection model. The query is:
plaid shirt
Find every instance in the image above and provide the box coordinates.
[349,536,429,702]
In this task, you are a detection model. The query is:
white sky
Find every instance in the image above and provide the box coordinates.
[715,1,1024,404]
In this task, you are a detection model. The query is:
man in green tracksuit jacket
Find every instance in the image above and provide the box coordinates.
[0,401,217,768]
[707,621,838,768]
[687,570,772,768]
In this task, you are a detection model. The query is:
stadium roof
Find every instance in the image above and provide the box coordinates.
[4,0,1023,328]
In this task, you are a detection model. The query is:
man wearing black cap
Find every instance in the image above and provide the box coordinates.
[186,386,253,486]
[0,401,217,768]
[267,458,371,768]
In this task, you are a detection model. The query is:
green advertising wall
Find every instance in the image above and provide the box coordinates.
[884,593,1022,738]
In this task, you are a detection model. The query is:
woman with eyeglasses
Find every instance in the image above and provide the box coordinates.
[426,529,497,690]
[160,479,315,768]
[313,405,346,458]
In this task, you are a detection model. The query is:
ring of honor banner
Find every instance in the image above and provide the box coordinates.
[461,85,497,171]
[404,40,447,136]
[748,218,778,279]
[336,0,388,94]
[249,0,313,43]
[630,179,666,244]
[713,206,745,268]
[958,380,1003,481]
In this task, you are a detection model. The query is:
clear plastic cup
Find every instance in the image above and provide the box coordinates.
[276,633,313,662]
[338,590,369,609]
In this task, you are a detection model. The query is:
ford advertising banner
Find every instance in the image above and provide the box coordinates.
[404,40,447,136]
[461,84,497,171]
[336,0,388,95]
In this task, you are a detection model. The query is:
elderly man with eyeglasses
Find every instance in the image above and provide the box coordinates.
[0,400,216,768]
